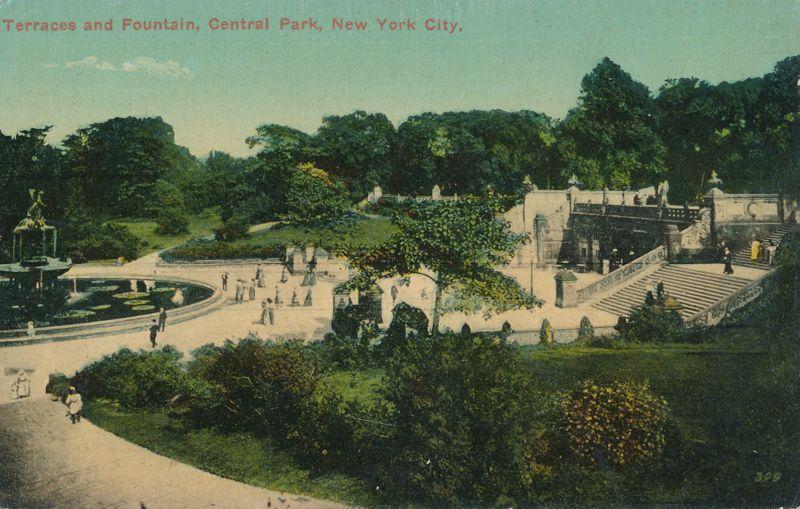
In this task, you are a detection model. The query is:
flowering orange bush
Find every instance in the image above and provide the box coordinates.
[563,380,668,467]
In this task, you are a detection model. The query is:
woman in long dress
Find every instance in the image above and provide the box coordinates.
[249,280,256,301]
[750,239,761,262]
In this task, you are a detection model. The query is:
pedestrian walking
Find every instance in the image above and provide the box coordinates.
[274,285,282,307]
[390,284,398,304]
[291,288,299,306]
[26,321,35,338]
[723,248,734,275]
[249,279,256,301]
[258,265,266,287]
[221,272,228,292]
[280,266,288,283]
[260,300,269,325]
[11,369,30,399]
[750,239,761,262]
[149,319,158,348]
[766,241,777,266]
[65,387,83,424]
[235,280,243,303]
[158,307,167,332]
[304,289,313,306]
[267,298,275,325]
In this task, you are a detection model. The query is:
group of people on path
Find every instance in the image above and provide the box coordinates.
[221,264,316,328]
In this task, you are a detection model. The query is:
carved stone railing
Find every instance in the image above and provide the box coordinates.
[687,269,778,326]
[572,203,699,222]
[576,245,667,303]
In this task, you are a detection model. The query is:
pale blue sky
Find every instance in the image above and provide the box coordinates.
[1,0,798,156]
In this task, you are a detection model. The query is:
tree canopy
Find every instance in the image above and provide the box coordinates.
[339,197,540,331]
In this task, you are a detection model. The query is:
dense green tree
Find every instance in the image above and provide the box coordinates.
[394,110,557,196]
[656,77,761,201]
[340,197,539,331]
[282,163,351,225]
[311,110,397,199]
[63,116,195,217]
[236,124,314,221]
[182,151,250,214]
[559,58,666,189]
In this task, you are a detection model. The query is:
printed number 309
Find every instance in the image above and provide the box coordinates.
[755,472,782,483]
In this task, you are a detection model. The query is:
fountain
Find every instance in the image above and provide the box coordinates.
[0,190,217,336]
[0,190,72,326]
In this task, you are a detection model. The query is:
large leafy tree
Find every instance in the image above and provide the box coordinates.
[238,124,314,221]
[63,116,196,217]
[340,197,539,331]
[559,57,666,189]
[748,55,800,197]
[394,110,557,195]
[311,110,398,199]
[656,77,760,202]
[282,163,350,225]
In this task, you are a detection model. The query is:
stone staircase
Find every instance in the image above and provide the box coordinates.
[730,224,799,270]
[593,264,752,321]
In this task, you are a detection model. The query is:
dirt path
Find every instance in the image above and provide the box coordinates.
[0,398,351,509]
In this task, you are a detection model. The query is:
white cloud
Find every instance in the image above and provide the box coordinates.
[64,55,118,71]
[120,57,192,79]
[46,55,192,79]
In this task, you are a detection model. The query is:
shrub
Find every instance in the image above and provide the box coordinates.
[540,318,554,347]
[378,303,429,363]
[577,316,595,343]
[186,337,318,435]
[213,215,250,241]
[380,332,536,505]
[584,334,622,349]
[155,206,190,235]
[71,346,193,408]
[331,303,371,338]
[562,380,669,467]
[46,372,70,400]
[616,305,685,343]
[161,239,284,262]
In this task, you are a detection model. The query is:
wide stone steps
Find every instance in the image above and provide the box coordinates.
[593,264,752,320]
[731,224,799,270]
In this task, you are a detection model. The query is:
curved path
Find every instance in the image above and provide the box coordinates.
[0,398,349,509]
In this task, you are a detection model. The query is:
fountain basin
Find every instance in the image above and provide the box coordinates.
[0,275,222,346]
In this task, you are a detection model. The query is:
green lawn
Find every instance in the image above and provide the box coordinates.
[84,400,378,507]
[231,215,397,250]
[113,211,222,255]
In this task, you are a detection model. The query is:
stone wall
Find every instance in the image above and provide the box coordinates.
[704,189,785,249]
[688,269,777,326]
[680,208,714,253]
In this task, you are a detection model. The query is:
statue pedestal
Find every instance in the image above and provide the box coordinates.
[555,271,578,308]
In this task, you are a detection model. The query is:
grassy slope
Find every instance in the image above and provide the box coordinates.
[230,216,397,250]
[114,211,222,256]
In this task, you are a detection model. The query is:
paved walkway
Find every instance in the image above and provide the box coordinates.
[0,398,350,509]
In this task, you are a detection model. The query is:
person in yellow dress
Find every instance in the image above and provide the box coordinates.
[750,239,761,262]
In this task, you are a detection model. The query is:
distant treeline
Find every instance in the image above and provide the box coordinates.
[0,55,797,249]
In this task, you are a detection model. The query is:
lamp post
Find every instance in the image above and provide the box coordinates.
[529,259,534,297]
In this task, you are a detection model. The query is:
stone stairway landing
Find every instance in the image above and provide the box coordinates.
[731,223,799,270]
[592,264,752,320]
